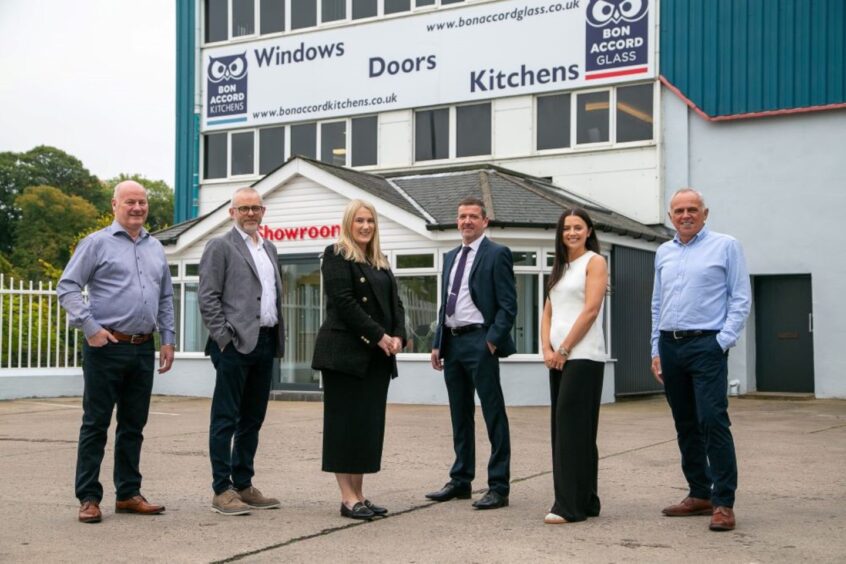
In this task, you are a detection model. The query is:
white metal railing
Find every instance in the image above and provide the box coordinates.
[0,274,82,370]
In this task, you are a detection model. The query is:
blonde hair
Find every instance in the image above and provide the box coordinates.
[335,199,390,270]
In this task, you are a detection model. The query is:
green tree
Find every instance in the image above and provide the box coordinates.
[12,186,99,280]
[105,173,174,232]
[0,146,110,254]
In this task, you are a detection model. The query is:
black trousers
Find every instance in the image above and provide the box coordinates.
[76,340,155,503]
[549,359,604,522]
[208,329,276,494]
[443,329,511,496]
[660,332,737,507]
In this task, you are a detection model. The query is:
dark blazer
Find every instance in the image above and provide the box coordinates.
[198,227,285,357]
[312,244,406,379]
[433,236,517,358]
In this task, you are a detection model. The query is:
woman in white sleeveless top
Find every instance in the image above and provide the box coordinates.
[540,208,608,524]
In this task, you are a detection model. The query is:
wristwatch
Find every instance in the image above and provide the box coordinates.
[557,345,570,357]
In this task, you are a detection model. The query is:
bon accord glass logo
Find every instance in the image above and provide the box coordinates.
[207,53,249,121]
[585,0,649,80]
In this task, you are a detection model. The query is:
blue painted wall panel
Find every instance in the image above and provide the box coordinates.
[661,0,846,117]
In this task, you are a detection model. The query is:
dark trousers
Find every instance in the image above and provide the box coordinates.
[443,329,511,496]
[208,329,276,494]
[549,359,604,522]
[660,333,737,508]
[76,340,155,503]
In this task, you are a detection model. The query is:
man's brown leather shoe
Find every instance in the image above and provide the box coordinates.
[115,495,165,515]
[709,506,736,531]
[78,500,101,523]
[661,496,713,516]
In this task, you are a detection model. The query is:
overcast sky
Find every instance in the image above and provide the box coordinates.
[0,0,175,186]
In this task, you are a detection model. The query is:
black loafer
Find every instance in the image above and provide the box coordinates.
[340,502,375,520]
[472,491,509,510]
[364,499,388,516]
[425,482,472,502]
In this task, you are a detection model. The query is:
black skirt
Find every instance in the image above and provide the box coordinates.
[321,357,391,474]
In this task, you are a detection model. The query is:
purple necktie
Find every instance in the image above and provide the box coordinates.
[445,246,471,317]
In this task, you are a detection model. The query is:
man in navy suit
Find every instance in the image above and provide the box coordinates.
[426,197,517,510]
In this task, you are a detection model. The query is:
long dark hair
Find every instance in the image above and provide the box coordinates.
[546,208,601,292]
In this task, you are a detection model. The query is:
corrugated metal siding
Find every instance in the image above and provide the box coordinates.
[611,246,662,396]
[661,0,846,117]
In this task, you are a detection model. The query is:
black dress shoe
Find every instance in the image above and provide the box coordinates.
[472,491,509,510]
[425,483,472,502]
[340,502,375,520]
[364,499,388,516]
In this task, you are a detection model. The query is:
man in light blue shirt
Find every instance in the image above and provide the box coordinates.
[650,188,750,532]
[59,180,175,524]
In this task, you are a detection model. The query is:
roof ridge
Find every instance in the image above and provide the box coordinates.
[384,178,436,223]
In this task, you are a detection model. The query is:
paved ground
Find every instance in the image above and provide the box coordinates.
[0,395,844,563]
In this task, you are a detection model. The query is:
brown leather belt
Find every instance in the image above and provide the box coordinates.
[109,329,153,344]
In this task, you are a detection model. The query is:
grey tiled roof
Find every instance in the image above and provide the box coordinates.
[156,159,670,245]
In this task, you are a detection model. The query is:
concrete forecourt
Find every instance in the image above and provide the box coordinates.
[0,396,843,562]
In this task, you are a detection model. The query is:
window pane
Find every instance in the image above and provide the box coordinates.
[320,121,346,166]
[169,264,179,277]
[537,93,571,150]
[183,283,210,352]
[232,0,255,36]
[456,103,491,157]
[205,0,228,42]
[186,263,200,276]
[384,0,410,14]
[415,108,449,161]
[231,131,255,175]
[291,0,317,29]
[512,273,538,354]
[512,251,537,266]
[260,126,285,174]
[291,122,317,158]
[441,0,464,4]
[279,256,323,388]
[351,116,377,166]
[396,254,434,269]
[576,91,609,144]
[172,282,182,351]
[416,0,435,6]
[396,276,438,353]
[352,0,377,19]
[260,0,285,33]
[204,133,227,179]
[617,83,653,143]
[322,0,345,22]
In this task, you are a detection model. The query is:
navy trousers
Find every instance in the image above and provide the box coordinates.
[208,329,276,494]
[443,329,511,496]
[76,340,155,503]
[660,332,737,508]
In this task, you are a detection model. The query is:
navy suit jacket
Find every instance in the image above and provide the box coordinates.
[433,236,517,358]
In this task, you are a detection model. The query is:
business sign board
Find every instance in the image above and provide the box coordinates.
[202,0,655,131]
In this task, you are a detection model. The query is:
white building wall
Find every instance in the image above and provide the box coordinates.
[662,92,846,398]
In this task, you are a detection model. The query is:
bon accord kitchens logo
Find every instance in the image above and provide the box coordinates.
[207,53,249,120]
[585,0,649,79]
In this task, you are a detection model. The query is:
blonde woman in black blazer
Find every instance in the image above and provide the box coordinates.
[312,199,406,521]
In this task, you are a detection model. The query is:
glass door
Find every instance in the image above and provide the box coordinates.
[274,253,322,390]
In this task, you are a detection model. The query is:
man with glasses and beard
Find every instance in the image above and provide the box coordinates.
[199,186,286,516]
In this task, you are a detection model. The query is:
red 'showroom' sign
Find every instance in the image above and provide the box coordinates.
[259,224,341,241]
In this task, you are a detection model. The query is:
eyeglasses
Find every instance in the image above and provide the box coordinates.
[234,205,265,214]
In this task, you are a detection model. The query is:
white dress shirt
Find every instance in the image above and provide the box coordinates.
[445,234,486,328]
[235,226,279,328]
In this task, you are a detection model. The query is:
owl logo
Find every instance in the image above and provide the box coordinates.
[206,52,249,119]
[586,0,648,27]
[207,53,248,83]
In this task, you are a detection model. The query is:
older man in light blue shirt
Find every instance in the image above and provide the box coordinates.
[650,188,750,533]
[59,180,175,524]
